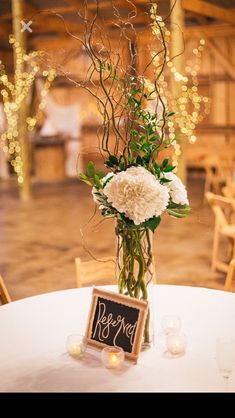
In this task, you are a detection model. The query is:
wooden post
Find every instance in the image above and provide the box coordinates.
[170,0,186,183]
[12,0,31,200]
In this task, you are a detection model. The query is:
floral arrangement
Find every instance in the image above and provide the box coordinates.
[64,1,207,344]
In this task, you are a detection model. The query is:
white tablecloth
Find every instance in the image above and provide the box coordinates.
[0,285,235,392]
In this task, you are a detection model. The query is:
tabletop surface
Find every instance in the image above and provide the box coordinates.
[0,284,235,392]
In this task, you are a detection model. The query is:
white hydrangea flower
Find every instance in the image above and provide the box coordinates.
[164,172,189,205]
[103,166,170,225]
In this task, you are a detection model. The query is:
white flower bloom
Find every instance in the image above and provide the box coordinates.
[103,166,170,225]
[164,172,189,205]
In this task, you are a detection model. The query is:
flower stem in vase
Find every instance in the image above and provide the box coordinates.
[116,221,154,347]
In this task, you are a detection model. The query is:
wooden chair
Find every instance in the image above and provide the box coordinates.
[204,158,235,197]
[206,192,235,273]
[222,184,235,199]
[224,259,235,292]
[0,275,11,305]
[75,257,116,288]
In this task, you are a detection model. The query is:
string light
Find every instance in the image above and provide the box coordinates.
[148,3,210,170]
[0,36,56,185]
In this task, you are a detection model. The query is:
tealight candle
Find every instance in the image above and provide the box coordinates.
[66,334,87,359]
[161,315,181,335]
[166,333,187,356]
[69,343,82,357]
[101,346,124,369]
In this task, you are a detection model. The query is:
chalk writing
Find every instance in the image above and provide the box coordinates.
[91,296,139,352]
[93,301,137,346]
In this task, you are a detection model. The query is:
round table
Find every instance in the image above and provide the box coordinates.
[0,285,235,392]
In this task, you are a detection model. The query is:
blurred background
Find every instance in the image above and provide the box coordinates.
[0,0,235,300]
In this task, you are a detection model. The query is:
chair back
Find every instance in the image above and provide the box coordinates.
[0,275,11,305]
[205,192,231,229]
[224,259,235,292]
[222,184,235,199]
[75,257,116,288]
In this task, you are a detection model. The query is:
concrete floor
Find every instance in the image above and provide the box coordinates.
[0,176,232,301]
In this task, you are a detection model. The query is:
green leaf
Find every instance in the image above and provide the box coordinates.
[147,126,154,135]
[131,88,141,94]
[136,155,143,165]
[160,178,172,183]
[150,135,158,142]
[109,155,119,165]
[168,204,191,213]
[143,152,151,163]
[143,216,161,232]
[141,142,151,151]
[113,67,118,80]
[151,143,158,151]
[79,173,88,180]
[167,204,190,218]
[163,165,175,173]
[167,112,175,117]
[162,158,169,168]
[133,141,140,151]
[94,174,102,189]
[167,209,187,218]
[139,135,145,143]
[87,161,95,177]
[153,163,160,177]
[79,173,93,186]
[133,98,141,106]
[96,171,104,179]
[131,129,139,136]
[120,212,134,225]
[107,63,111,71]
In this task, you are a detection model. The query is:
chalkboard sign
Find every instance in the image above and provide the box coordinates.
[85,288,148,362]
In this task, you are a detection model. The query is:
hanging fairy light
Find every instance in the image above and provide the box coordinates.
[0,36,56,184]
[148,3,210,170]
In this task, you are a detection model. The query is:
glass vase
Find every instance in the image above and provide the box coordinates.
[115,220,155,348]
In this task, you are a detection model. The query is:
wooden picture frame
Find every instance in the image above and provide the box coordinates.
[85,288,148,362]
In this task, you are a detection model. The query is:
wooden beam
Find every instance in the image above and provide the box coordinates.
[201,36,235,80]
[171,0,185,74]
[2,1,144,19]
[170,0,186,183]
[186,23,235,39]
[12,0,31,201]
[182,0,235,26]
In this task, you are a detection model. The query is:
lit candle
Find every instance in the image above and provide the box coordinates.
[69,343,82,358]
[166,333,187,356]
[101,346,124,369]
[66,334,87,359]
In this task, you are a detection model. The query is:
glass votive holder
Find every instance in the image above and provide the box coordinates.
[66,334,87,359]
[161,315,181,335]
[101,346,124,369]
[166,332,187,357]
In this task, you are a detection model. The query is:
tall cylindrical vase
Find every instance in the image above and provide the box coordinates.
[116,220,155,347]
